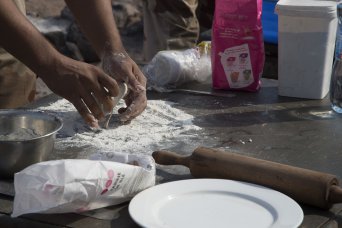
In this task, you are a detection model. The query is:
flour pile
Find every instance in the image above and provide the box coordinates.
[38,99,201,155]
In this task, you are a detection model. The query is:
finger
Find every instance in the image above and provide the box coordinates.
[118,90,142,120]
[79,87,105,121]
[97,70,120,97]
[133,65,147,87]
[119,95,147,122]
[124,66,146,93]
[85,80,114,115]
[119,103,141,122]
[72,98,99,128]
[86,73,115,115]
[121,119,132,125]
[118,107,127,114]
[102,96,115,114]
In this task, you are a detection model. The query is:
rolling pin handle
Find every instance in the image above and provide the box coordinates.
[329,185,342,204]
[152,150,191,167]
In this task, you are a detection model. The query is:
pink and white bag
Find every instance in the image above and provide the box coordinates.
[212,0,265,92]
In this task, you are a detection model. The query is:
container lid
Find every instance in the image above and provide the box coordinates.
[275,0,337,18]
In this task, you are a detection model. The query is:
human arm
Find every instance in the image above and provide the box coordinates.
[65,0,147,123]
[0,1,119,127]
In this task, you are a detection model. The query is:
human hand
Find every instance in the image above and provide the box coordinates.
[38,55,120,128]
[102,50,147,123]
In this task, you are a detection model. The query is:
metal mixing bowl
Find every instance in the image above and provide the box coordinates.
[0,110,63,179]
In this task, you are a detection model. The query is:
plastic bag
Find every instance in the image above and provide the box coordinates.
[212,0,265,92]
[143,41,212,91]
[12,152,155,217]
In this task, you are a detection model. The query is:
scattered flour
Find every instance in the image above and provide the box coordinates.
[38,99,201,155]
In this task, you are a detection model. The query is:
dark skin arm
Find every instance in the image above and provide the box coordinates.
[0,0,147,126]
[65,0,147,123]
[0,1,120,127]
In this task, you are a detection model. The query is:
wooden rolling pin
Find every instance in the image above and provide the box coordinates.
[152,147,342,209]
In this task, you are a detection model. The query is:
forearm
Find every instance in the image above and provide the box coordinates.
[65,0,125,58]
[0,1,61,76]
[65,0,146,122]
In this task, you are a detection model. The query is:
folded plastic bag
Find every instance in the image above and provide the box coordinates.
[143,41,212,91]
[12,152,155,217]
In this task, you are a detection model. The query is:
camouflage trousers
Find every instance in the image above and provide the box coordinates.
[0,0,36,109]
[142,0,214,61]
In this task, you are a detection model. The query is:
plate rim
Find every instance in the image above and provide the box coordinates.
[129,178,304,228]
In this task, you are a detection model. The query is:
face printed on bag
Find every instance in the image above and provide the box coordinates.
[239,53,248,64]
[227,57,236,66]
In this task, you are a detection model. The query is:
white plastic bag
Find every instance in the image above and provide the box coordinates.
[12,152,155,217]
[143,41,212,91]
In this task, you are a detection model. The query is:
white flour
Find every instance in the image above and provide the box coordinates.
[38,99,201,156]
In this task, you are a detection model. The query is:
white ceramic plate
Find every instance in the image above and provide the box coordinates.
[129,179,303,228]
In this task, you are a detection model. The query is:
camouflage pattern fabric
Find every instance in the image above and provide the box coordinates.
[0,0,36,109]
[142,0,214,61]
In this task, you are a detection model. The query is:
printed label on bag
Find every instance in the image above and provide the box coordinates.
[219,44,254,88]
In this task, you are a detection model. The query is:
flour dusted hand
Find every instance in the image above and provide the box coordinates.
[12,153,155,217]
[102,48,147,123]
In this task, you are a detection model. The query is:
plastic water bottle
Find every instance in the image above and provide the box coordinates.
[330,4,342,113]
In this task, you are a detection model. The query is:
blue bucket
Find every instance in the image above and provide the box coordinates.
[262,0,278,44]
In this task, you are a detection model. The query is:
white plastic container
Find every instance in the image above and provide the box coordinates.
[275,0,338,99]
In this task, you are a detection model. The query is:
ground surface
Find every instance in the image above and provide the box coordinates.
[26,0,65,99]
[26,0,66,17]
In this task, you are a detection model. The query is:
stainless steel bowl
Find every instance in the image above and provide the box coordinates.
[0,110,63,179]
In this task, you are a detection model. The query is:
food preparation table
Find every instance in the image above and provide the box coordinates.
[1,79,342,227]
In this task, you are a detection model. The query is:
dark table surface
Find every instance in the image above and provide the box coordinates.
[1,79,342,228]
